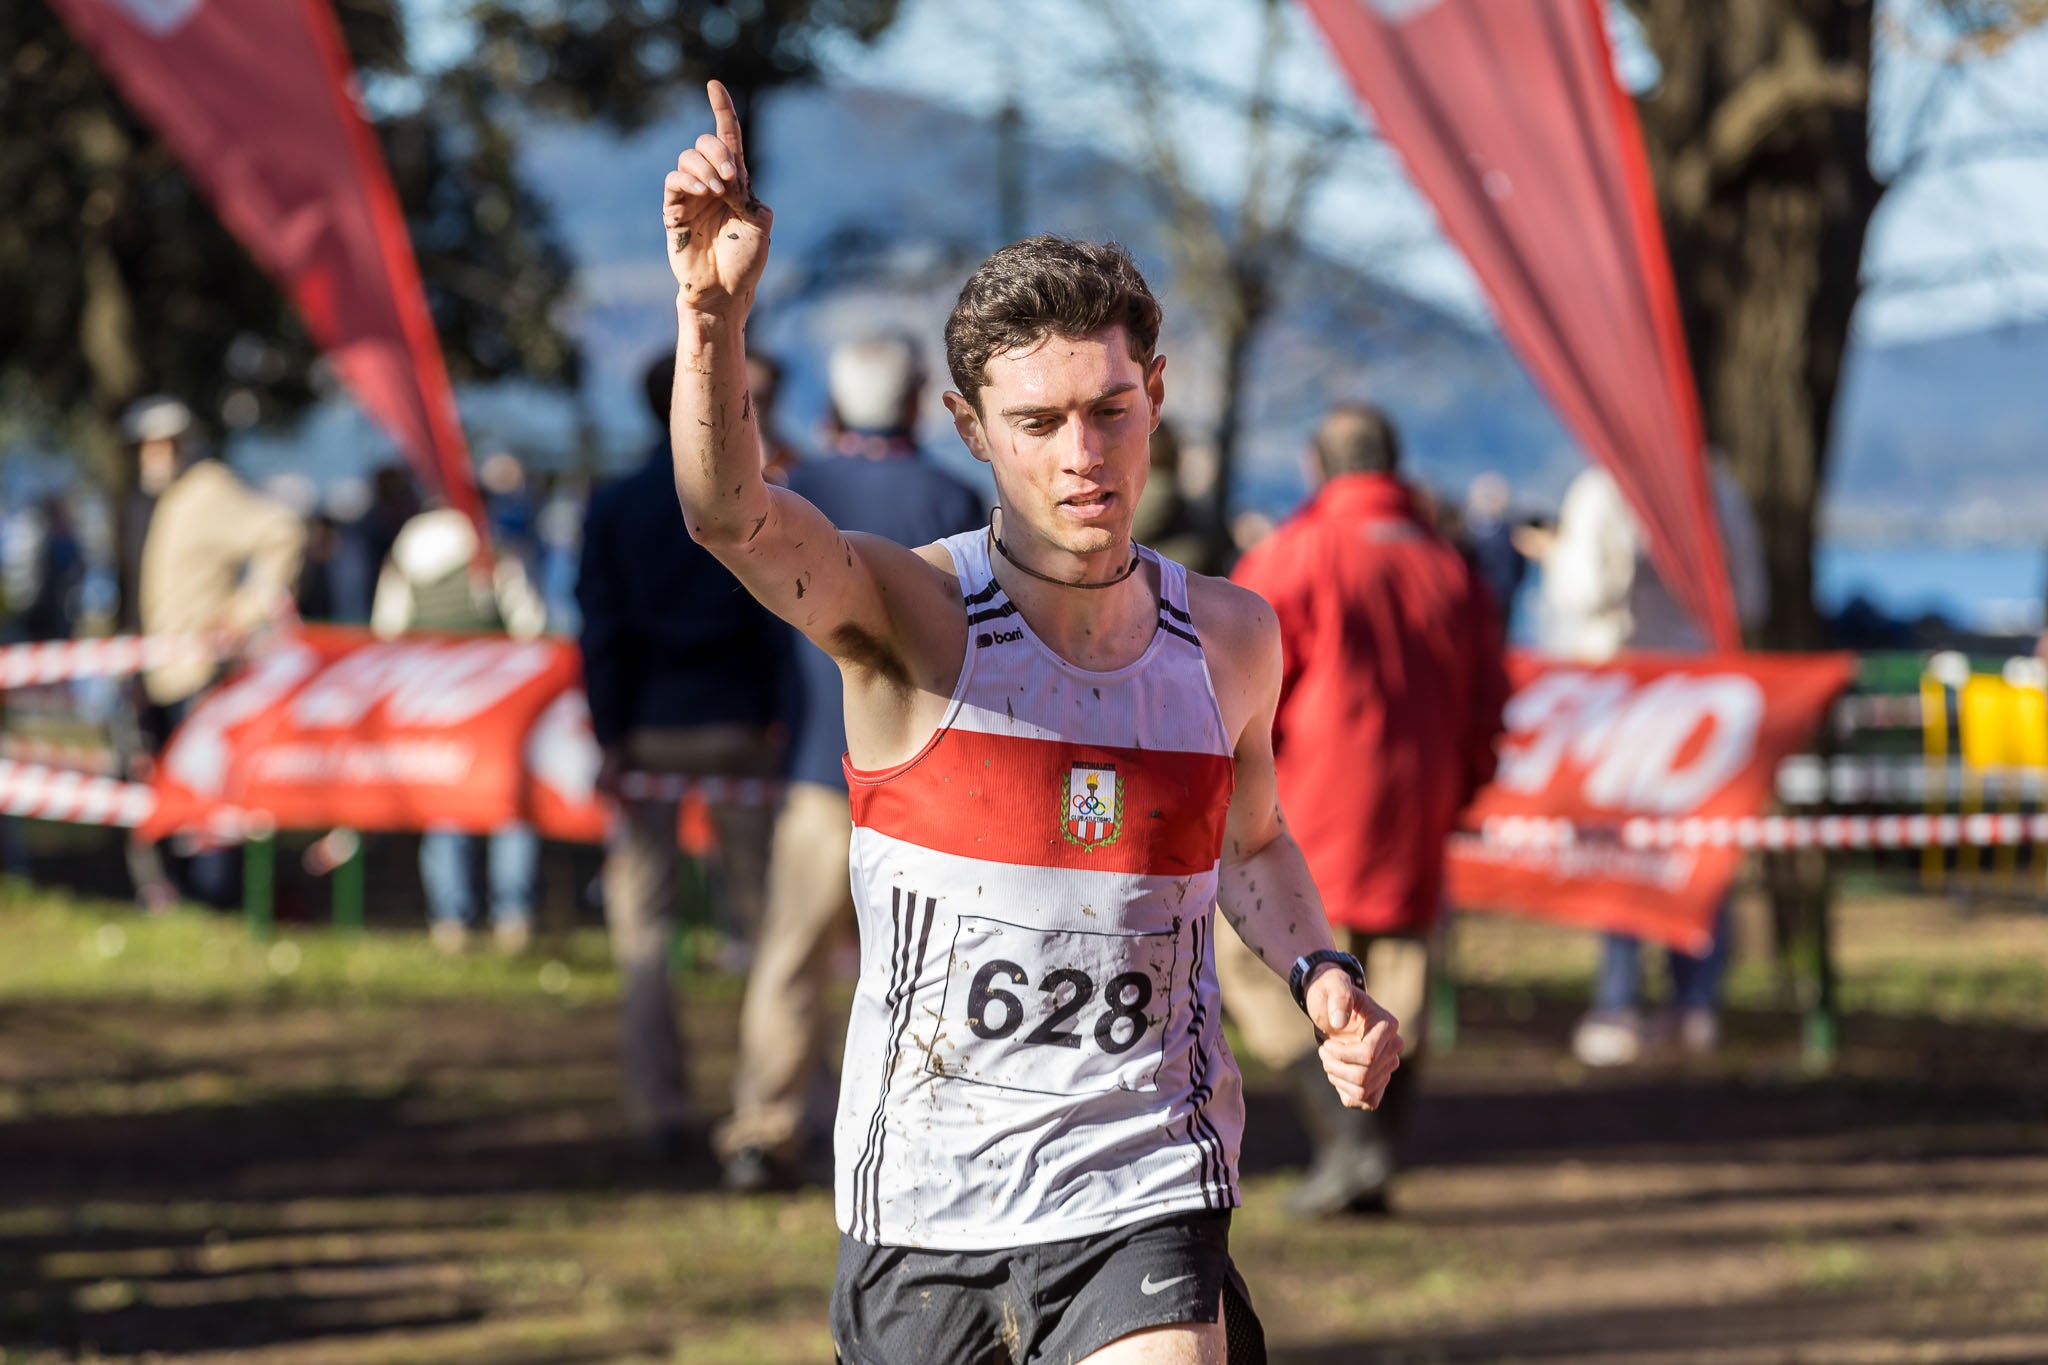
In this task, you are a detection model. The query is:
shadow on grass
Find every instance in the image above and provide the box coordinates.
[1272,1286,2048,1364]
[6,977,2048,1360]
[0,1023,713,1358]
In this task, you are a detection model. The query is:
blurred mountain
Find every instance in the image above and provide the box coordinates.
[518,81,1587,508]
[1825,321,2048,545]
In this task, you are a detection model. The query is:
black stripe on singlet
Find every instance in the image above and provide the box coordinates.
[1158,585,1201,647]
[852,888,937,1241]
[968,600,1019,626]
[963,578,1003,606]
[849,891,909,1239]
[1181,916,1229,1208]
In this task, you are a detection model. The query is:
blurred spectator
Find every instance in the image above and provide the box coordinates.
[1531,458,1766,1066]
[316,478,377,624]
[717,333,982,1193]
[576,353,784,1156]
[134,398,306,907]
[139,436,305,708]
[535,473,585,634]
[16,495,84,643]
[1217,403,1508,1217]
[116,396,191,633]
[359,464,420,585]
[372,501,546,955]
[1129,419,1216,572]
[747,352,800,484]
[1462,472,1524,635]
[479,450,538,556]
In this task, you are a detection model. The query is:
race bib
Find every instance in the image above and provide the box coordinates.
[926,914,1182,1096]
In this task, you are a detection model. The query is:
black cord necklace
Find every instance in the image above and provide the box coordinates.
[989,516,1140,591]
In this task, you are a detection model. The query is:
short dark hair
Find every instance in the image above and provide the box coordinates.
[643,353,676,429]
[1314,404,1402,479]
[944,236,1162,410]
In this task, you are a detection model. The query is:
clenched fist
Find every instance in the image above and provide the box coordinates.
[1302,968,1403,1111]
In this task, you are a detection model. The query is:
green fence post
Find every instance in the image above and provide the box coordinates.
[243,829,275,941]
[1430,916,1460,1054]
[1802,884,1839,1073]
[332,830,364,935]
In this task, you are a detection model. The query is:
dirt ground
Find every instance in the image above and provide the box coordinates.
[5,893,2048,1364]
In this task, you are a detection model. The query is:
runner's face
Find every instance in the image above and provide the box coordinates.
[951,328,1164,560]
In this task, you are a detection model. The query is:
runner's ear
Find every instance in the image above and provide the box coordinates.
[943,391,992,466]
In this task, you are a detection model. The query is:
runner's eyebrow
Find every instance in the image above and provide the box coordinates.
[999,383,1139,420]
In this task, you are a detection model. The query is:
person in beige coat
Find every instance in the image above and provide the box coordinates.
[133,416,306,906]
[139,449,306,708]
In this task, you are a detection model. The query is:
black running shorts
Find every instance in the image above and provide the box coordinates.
[830,1209,1266,1365]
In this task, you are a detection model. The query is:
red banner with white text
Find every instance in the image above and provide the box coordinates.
[1448,651,1856,951]
[145,628,610,841]
[47,0,485,536]
[1297,0,1737,648]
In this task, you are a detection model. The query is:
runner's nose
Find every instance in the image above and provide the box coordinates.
[1058,414,1108,479]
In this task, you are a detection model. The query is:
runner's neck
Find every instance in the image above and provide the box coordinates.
[985,516,1161,672]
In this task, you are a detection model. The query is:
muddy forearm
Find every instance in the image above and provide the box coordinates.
[671,303,769,546]
[1217,824,1339,982]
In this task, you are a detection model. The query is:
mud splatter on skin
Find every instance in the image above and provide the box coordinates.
[741,391,753,420]
[745,514,768,543]
[672,228,691,254]
[727,231,741,241]
[794,577,807,599]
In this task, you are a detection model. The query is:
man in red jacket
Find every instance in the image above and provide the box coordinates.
[1218,403,1508,1217]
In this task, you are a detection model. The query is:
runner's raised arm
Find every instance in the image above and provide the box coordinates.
[662,81,950,696]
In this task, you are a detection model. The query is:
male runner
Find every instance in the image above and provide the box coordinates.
[663,81,1403,1365]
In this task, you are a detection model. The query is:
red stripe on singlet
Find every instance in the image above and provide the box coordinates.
[846,728,1234,877]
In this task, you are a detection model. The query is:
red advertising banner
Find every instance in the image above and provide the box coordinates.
[145,628,608,841]
[48,0,486,537]
[1297,0,1737,648]
[1448,651,1857,951]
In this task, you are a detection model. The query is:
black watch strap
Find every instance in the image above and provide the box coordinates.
[1289,949,1365,1014]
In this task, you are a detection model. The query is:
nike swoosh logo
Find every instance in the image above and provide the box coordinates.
[1140,1273,1194,1296]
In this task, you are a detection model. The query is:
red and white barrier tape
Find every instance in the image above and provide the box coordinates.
[1478,812,2048,853]
[0,758,156,828]
[0,634,214,690]
[0,759,260,840]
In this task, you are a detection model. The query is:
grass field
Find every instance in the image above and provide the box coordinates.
[5,878,2048,1363]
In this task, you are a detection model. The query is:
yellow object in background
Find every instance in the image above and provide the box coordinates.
[1920,670,1951,890]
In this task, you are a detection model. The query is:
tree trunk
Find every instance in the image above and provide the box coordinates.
[1633,1,1880,648]
[74,109,144,497]
[1204,271,1265,570]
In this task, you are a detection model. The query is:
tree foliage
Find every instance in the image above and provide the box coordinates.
[2,0,899,484]
[468,0,900,136]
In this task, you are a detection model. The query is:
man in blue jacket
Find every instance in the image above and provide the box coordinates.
[717,333,984,1191]
[578,354,784,1156]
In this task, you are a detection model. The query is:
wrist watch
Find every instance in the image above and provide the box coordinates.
[1288,949,1366,1014]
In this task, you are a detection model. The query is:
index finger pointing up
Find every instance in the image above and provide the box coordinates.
[707,79,746,170]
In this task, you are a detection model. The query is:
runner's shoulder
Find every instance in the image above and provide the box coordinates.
[1184,571,1279,663]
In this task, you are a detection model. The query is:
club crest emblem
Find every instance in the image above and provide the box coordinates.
[1062,761,1124,850]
